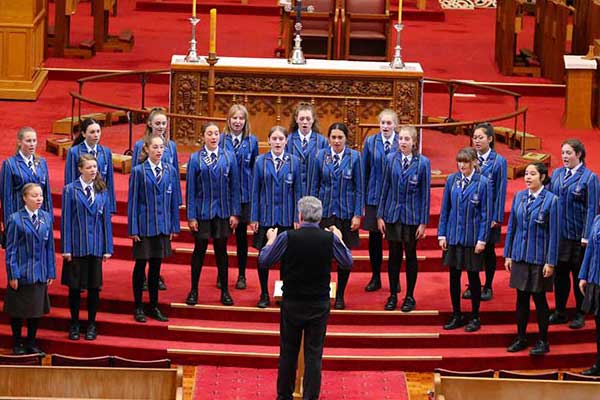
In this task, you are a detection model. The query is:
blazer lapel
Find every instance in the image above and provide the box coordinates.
[144,162,160,189]
[265,153,278,179]
[461,174,478,201]
[527,191,545,215]
[75,180,95,213]
[16,157,36,180]
[21,210,40,240]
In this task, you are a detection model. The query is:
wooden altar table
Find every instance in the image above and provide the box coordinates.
[170,56,423,149]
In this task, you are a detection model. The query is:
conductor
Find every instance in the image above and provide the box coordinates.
[259,196,353,400]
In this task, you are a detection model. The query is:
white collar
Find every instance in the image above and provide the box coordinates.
[79,176,94,190]
[271,151,284,161]
[204,147,218,157]
[299,131,312,142]
[381,132,395,143]
[401,153,413,162]
[84,142,98,153]
[19,151,34,164]
[231,133,243,143]
[24,206,38,219]
[568,162,583,174]
[528,186,544,199]
[478,148,491,161]
[462,171,475,181]
[147,159,162,171]
[331,148,345,158]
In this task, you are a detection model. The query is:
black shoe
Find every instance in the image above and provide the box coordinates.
[142,277,148,291]
[462,286,472,299]
[569,313,585,329]
[400,296,416,312]
[465,317,481,332]
[68,322,80,340]
[235,275,247,290]
[216,276,222,289]
[158,276,167,291]
[548,311,568,325]
[529,340,549,356]
[256,294,270,308]
[12,342,26,355]
[334,297,345,310]
[443,314,466,330]
[134,307,147,323]
[384,294,398,311]
[581,364,600,376]
[85,323,97,341]
[507,337,528,353]
[185,290,198,306]
[147,307,169,322]
[221,291,234,306]
[365,277,382,292]
[481,287,493,301]
[26,344,44,356]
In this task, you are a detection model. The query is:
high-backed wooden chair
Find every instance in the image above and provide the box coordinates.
[342,0,393,61]
[285,0,340,59]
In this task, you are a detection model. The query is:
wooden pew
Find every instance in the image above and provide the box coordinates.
[433,374,600,400]
[573,0,600,55]
[540,0,573,83]
[0,365,183,400]
[93,0,135,52]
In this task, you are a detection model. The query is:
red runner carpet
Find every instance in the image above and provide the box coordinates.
[193,367,409,400]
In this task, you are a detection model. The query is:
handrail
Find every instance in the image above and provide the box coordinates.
[423,77,522,98]
[76,69,170,84]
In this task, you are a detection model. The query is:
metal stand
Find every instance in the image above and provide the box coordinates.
[389,23,405,69]
[185,17,200,63]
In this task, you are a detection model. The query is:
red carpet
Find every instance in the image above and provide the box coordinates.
[192,366,409,400]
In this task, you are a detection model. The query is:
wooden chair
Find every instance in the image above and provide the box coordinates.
[284,0,340,59]
[498,369,559,380]
[51,354,113,367]
[342,0,393,61]
[434,368,495,378]
[112,356,171,368]
[0,353,44,366]
[563,371,600,382]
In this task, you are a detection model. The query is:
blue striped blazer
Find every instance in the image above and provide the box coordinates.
[65,142,116,213]
[131,139,179,170]
[503,189,559,266]
[219,133,259,204]
[579,215,600,285]
[186,148,241,221]
[0,155,53,227]
[377,153,431,226]
[61,180,113,257]
[251,152,302,227]
[128,161,182,237]
[308,147,364,219]
[5,209,56,284]
[362,133,399,206]
[549,165,599,241]
[480,150,508,224]
[285,131,328,192]
[438,172,492,246]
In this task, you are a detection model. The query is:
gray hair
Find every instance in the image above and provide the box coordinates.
[298,196,322,223]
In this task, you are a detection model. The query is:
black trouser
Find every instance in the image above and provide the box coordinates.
[277,299,330,400]
[69,288,99,324]
[555,250,584,315]
[133,258,162,308]
[450,268,481,316]
[388,239,418,297]
[236,221,248,277]
[595,315,600,365]
[516,289,549,342]
[482,241,496,289]
[11,318,39,346]
[368,231,383,278]
[190,236,229,292]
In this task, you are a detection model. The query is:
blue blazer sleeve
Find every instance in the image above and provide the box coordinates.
[361,138,372,205]
[127,168,140,236]
[0,160,12,227]
[64,146,78,186]
[438,175,454,238]
[376,159,391,219]
[250,159,261,223]
[131,140,143,169]
[186,153,198,221]
[547,195,559,266]
[353,152,365,218]
[420,157,432,225]
[478,177,493,243]
[102,146,117,213]
[584,173,600,241]
[307,152,322,198]
[5,214,20,280]
[61,185,72,254]
[170,166,181,234]
[503,192,519,258]
[579,216,600,281]
[493,156,508,224]
[293,156,303,222]
[45,210,56,279]
[228,152,242,217]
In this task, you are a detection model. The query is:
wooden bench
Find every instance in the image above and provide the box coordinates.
[112,153,132,174]
[52,112,108,135]
[0,365,183,400]
[433,373,600,400]
[46,136,73,158]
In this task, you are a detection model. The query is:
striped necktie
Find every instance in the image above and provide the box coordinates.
[462,177,470,191]
[155,166,162,183]
[89,149,97,158]
[333,154,340,173]
[210,152,218,168]
[402,157,409,170]
[275,157,282,172]
[233,137,240,150]
[85,186,93,205]
[28,160,36,175]
[384,141,391,154]
[478,156,484,166]
[301,137,308,150]
[564,169,572,181]
[526,193,535,212]
[31,213,41,230]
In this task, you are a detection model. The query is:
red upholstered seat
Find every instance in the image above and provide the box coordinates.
[434,368,495,378]
[112,356,171,368]
[286,0,339,59]
[498,369,559,380]
[343,0,393,61]
[0,353,44,366]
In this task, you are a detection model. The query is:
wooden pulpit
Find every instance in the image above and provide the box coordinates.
[563,55,597,129]
[0,0,48,100]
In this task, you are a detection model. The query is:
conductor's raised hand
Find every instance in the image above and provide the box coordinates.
[327,225,343,241]
[266,227,278,242]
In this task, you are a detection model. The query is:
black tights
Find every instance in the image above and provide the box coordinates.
[516,289,549,342]
[450,268,481,316]
[595,315,600,365]
[554,259,584,314]
[482,241,496,289]
[368,231,383,278]
[236,221,248,277]
[388,239,418,297]
[191,236,229,292]
[10,318,39,345]
[133,258,162,308]
[69,288,100,324]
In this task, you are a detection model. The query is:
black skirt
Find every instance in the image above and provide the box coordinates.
[385,222,417,244]
[362,205,379,232]
[488,226,501,244]
[61,256,103,290]
[582,282,600,316]
[443,245,483,272]
[195,218,232,240]
[3,283,50,319]
[132,235,172,259]
[320,216,359,249]
[558,239,584,264]
[239,203,251,224]
[253,225,293,250]
[509,261,553,293]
